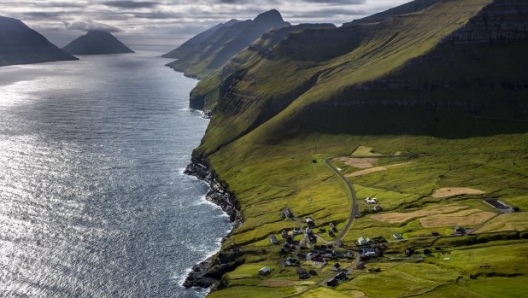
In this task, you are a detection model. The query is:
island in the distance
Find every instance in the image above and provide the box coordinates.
[63,30,134,55]
[0,16,78,67]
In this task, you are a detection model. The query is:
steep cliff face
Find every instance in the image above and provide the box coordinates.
[194,0,528,158]
[444,0,528,43]
[63,31,134,55]
[164,9,290,79]
[0,16,78,66]
[189,23,336,110]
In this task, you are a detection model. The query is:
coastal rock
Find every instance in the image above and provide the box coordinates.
[182,159,243,290]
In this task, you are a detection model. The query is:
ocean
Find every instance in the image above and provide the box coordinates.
[0,52,232,297]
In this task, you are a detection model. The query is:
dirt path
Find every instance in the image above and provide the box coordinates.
[324,158,359,243]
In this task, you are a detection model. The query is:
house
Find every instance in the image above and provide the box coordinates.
[286,257,298,266]
[365,197,378,204]
[293,227,303,235]
[361,248,380,258]
[327,278,339,287]
[356,262,366,270]
[281,229,288,238]
[335,272,348,281]
[306,217,315,227]
[404,248,415,257]
[296,268,310,279]
[283,208,295,219]
[331,263,341,272]
[269,235,279,245]
[454,225,465,235]
[357,237,370,246]
[312,256,326,266]
[258,267,271,276]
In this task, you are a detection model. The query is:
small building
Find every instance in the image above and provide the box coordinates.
[357,237,369,246]
[327,278,339,287]
[365,197,378,204]
[297,267,310,279]
[454,225,465,235]
[258,267,271,276]
[281,229,288,238]
[283,208,295,219]
[269,235,279,245]
[373,206,383,212]
[335,272,348,281]
[293,227,303,235]
[286,257,298,266]
[312,256,326,266]
[331,263,341,272]
[306,217,316,227]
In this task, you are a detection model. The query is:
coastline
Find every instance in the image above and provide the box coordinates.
[182,159,243,291]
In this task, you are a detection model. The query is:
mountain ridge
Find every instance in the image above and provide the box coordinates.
[164,9,290,79]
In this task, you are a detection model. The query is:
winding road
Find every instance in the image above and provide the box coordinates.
[324,158,359,243]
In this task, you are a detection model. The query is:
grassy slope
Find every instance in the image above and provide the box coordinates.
[190,0,528,297]
[196,0,506,157]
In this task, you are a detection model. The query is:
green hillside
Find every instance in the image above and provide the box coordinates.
[183,0,528,297]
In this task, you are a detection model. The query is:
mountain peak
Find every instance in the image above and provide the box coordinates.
[63,31,134,55]
[254,9,284,23]
[0,15,78,66]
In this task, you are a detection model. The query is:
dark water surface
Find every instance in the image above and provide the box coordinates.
[0,53,231,297]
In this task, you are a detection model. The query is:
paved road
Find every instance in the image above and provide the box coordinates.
[324,158,359,243]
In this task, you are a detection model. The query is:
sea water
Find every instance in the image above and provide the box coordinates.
[0,52,231,297]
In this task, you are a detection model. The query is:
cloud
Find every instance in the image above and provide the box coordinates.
[102,1,158,8]
[64,20,123,32]
[1,0,411,48]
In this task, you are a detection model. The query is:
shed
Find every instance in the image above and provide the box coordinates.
[258,267,271,276]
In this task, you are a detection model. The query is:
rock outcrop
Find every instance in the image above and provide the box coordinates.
[63,31,134,55]
[0,16,78,66]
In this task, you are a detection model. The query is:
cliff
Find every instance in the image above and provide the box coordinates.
[0,16,78,66]
[63,31,134,55]
[164,9,290,79]
[193,0,528,159]
[162,19,240,60]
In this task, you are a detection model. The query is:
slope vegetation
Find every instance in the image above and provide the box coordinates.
[195,0,528,159]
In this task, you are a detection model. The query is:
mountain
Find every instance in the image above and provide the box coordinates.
[189,23,336,110]
[192,0,528,158]
[164,9,290,78]
[0,16,78,67]
[162,19,241,60]
[181,0,528,295]
[63,31,134,55]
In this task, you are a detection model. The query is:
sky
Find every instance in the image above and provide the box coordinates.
[0,0,410,51]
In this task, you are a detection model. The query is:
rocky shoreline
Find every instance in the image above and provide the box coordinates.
[182,160,243,291]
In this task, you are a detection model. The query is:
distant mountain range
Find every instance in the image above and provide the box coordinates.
[163,9,290,78]
[63,31,134,55]
[0,16,77,67]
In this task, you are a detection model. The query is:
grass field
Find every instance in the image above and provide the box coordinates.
[200,132,528,297]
